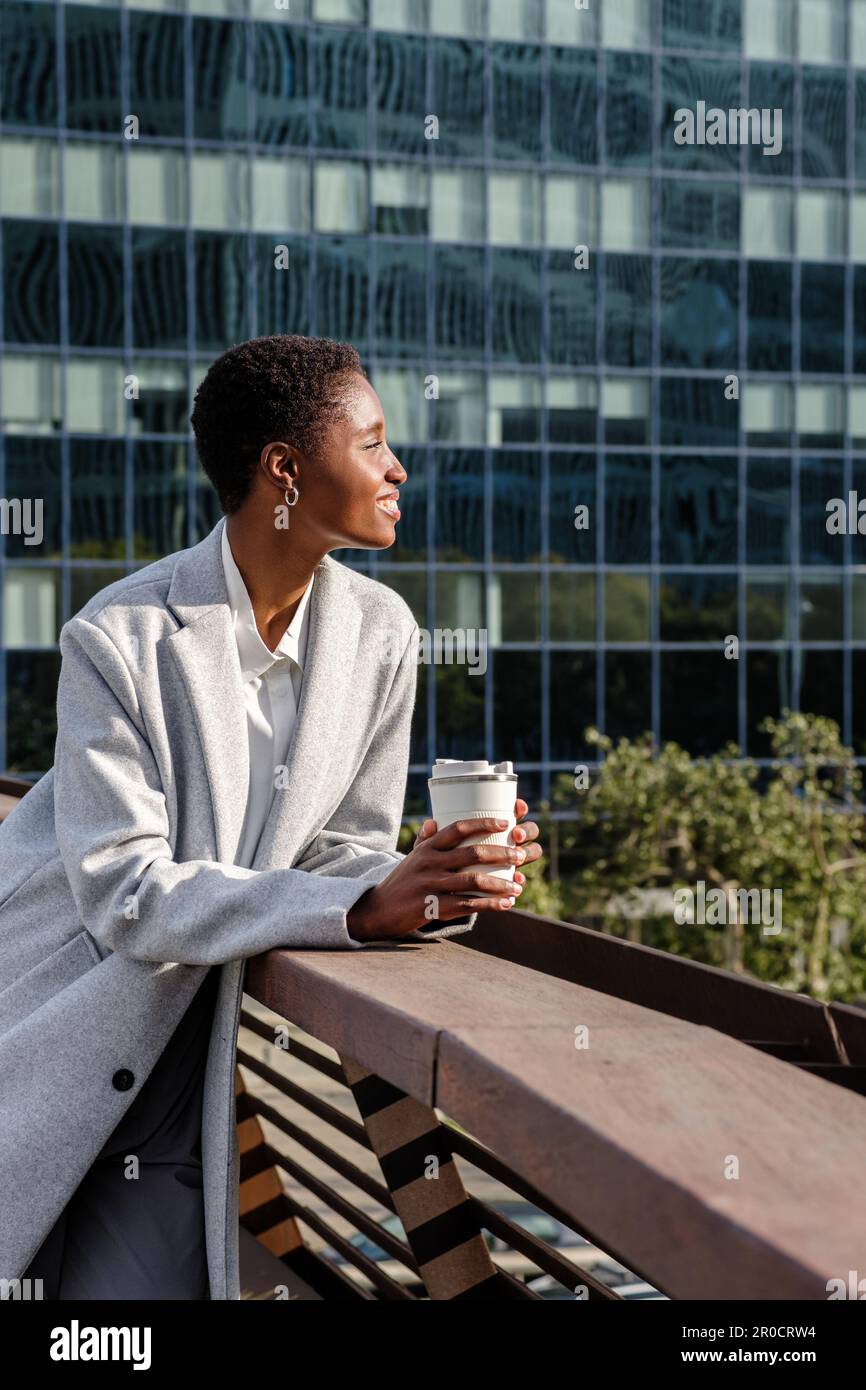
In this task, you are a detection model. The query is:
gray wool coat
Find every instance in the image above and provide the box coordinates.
[0,516,476,1299]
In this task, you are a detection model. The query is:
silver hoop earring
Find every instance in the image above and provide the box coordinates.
[284,483,299,507]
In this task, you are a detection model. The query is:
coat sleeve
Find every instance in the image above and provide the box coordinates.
[295,620,477,943]
[51,614,434,964]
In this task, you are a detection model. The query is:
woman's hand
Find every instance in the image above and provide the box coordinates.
[346,799,544,944]
[413,798,542,896]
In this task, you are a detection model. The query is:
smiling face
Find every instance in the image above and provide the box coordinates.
[257,373,407,553]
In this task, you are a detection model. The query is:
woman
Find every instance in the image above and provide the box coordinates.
[0,334,542,1300]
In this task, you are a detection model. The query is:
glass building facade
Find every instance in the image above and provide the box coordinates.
[2,0,866,814]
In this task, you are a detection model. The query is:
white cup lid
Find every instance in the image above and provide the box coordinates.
[430,758,514,779]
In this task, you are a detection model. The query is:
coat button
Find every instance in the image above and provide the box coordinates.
[112,1069,135,1091]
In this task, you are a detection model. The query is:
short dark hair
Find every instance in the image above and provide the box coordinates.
[190,334,366,514]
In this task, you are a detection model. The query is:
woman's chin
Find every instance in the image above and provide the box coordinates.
[343,521,398,550]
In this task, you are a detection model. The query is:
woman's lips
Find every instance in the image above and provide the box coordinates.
[375,495,401,520]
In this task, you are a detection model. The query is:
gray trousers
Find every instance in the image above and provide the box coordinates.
[24,967,220,1301]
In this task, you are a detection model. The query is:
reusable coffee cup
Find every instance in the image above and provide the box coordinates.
[428,758,519,896]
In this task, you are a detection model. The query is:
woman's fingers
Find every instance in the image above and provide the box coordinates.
[511,818,539,845]
[413,818,437,848]
[439,893,520,916]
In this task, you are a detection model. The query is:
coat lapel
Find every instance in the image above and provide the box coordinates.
[163,517,363,871]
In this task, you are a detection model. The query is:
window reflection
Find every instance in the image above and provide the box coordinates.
[747,651,790,755]
[747,574,792,642]
[433,449,484,562]
[373,164,428,235]
[546,378,597,442]
[68,226,123,348]
[605,651,651,740]
[743,382,793,447]
[253,25,310,144]
[313,26,369,149]
[661,653,738,753]
[661,258,738,369]
[435,662,484,759]
[3,221,60,345]
[1,358,62,435]
[494,650,536,761]
[429,371,486,443]
[488,374,541,445]
[549,452,596,563]
[549,571,596,641]
[659,573,738,641]
[660,378,737,448]
[800,264,844,374]
[491,250,542,362]
[603,377,649,445]
[796,650,843,727]
[605,572,650,642]
[548,253,596,367]
[605,253,651,367]
[70,439,126,561]
[3,570,60,648]
[747,458,791,566]
[430,37,485,159]
[549,652,596,760]
[799,576,843,640]
[662,180,740,252]
[605,455,650,564]
[6,652,62,772]
[747,261,792,371]
[3,436,62,558]
[375,242,427,358]
[492,43,543,161]
[435,569,483,629]
[434,245,485,358]
[549,48,598,164]
[132,441,188,560]
[661,456,738,565]
[489,571,540,643]
[491,451,542,563]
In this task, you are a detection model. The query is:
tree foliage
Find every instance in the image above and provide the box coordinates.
[521,712,866,1003]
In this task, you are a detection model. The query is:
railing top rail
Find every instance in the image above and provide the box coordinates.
[461,909,858,1063]
[246,933,866,1301]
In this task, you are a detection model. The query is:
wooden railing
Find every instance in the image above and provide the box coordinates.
[3,776,865,1299]
[237,912,866,1300]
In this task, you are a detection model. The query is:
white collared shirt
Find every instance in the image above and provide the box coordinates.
[221,522,315,868]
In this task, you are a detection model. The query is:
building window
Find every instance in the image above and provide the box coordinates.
[430,169,484,241]
[371,0,428,29]
[601,178,650,251]
[489,172,542,246]
[314,161,368,232]
[190,152,249,230]
[251,157,310,233]
[373,163,429,235]
[798,0,846,64]
[797,189,846,260]
[429,0,483,37]
[128,148,187,226]
[0,139,59,218]
[546,174,597,248]
[743,186,793,258]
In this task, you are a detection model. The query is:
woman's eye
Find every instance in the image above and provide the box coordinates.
[365,440,383,449]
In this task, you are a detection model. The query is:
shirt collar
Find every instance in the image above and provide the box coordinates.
[221,522,314,685]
